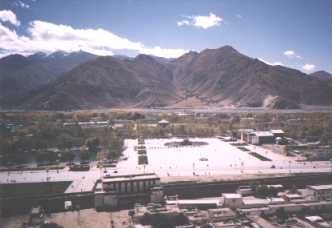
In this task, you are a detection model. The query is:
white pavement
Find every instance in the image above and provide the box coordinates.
[1,138,332,193]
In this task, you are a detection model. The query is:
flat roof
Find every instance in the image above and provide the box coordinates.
[254,131,274,137]
[308,184,332,191]
[167,199,220,205]
[268,197,285,203]
[267,184,283,188]
[271,130,285,134]
[103,174,159,183]
[305,216,324,222]
[242,198,269,205]
[284,193,303,199]
[158,119,169,123]
[222,193,242,199]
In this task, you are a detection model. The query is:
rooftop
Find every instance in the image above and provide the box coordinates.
[254,131,274,137]
[242,198,269,205]
[308,184,332,191]
[222,193,242,199]
[167,199,220,206]
[271,129,285,134]
[102,173,159,183]
[305,216,324,222]
[158,119,169,124]
[284,193,303,199]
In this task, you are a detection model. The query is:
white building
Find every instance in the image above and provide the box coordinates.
[95,173,160,210]
[221,193,243,209]
[242,198,269,209]
[251,131,275,145]
[307,184,332,201]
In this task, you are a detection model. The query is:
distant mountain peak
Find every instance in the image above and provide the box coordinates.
[28,52,48,60]
[135,54,159,63]
[135,54,154,60]
[218,45,238,52]
[202,45,238,53]
[310,70,332,80]
[48,50,70,58]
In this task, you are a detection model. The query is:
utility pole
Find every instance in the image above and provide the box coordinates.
[110,211,114,228]
[192,162,195,176]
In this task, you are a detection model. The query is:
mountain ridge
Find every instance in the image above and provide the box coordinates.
[0,51,97,107]
[1,46,332,110]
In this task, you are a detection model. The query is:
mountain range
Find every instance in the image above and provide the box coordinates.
[0,51,96,107]
[1,46,332,110]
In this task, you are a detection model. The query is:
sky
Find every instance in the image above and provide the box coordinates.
[0,0,331,73]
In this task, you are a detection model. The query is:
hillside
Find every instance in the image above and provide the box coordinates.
[0,51,96,107]
[17,55,178,110]
[310,71,332,80]
[171,46,332,108]
[2,46,332,110]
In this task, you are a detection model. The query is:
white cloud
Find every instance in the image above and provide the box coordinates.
[302,64,316,72]
[177,20,190,27]
[139,46,188,58]
[0,10,20,26]
[0,20,188,58]
[284,50,295,57]
[258,58,283,66]
[177,13,222,29]
[283,49,302,59]
[15,1,30,9]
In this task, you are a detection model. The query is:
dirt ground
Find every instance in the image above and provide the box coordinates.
[1,209,132,228]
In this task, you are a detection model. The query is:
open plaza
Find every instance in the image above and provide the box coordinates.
[118,137,332,178]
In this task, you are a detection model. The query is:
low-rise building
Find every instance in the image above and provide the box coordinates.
[158,119,170,128]
[281,193,304,202]
[207,208,236,222]
[222,193,243,209]
[236,185,253,196]
[238,129,255,143]
[167,198,221,210]
[102,173,160,194]
[271,129,285,138]
[95,173,160,210]
[267,197,285,205]
[307,184,332,201]
[305,216,331,228]
[242,198,269,209]
[238,129,286,145]
[251,131,275,145]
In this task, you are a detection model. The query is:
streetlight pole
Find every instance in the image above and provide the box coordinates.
[192,162,195,176]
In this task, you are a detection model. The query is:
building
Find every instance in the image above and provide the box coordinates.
[271,129,285,138]
[236,186,253,196]
[102,173,160,194]
[150,186,164,203]
[307,184,332,201]
[305,216,331,228]
[282,193,304,202]
[238,129,255,143]
[158,119,170,128]
[267,197,285,205]
[95,173,160,210]
[167,198,221,210]
[239,129,286,145]
[221,194,243,209]
[251,131,275,145]
[94,182,118,210]
[207,208,236,222]
[242,198,269,209]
